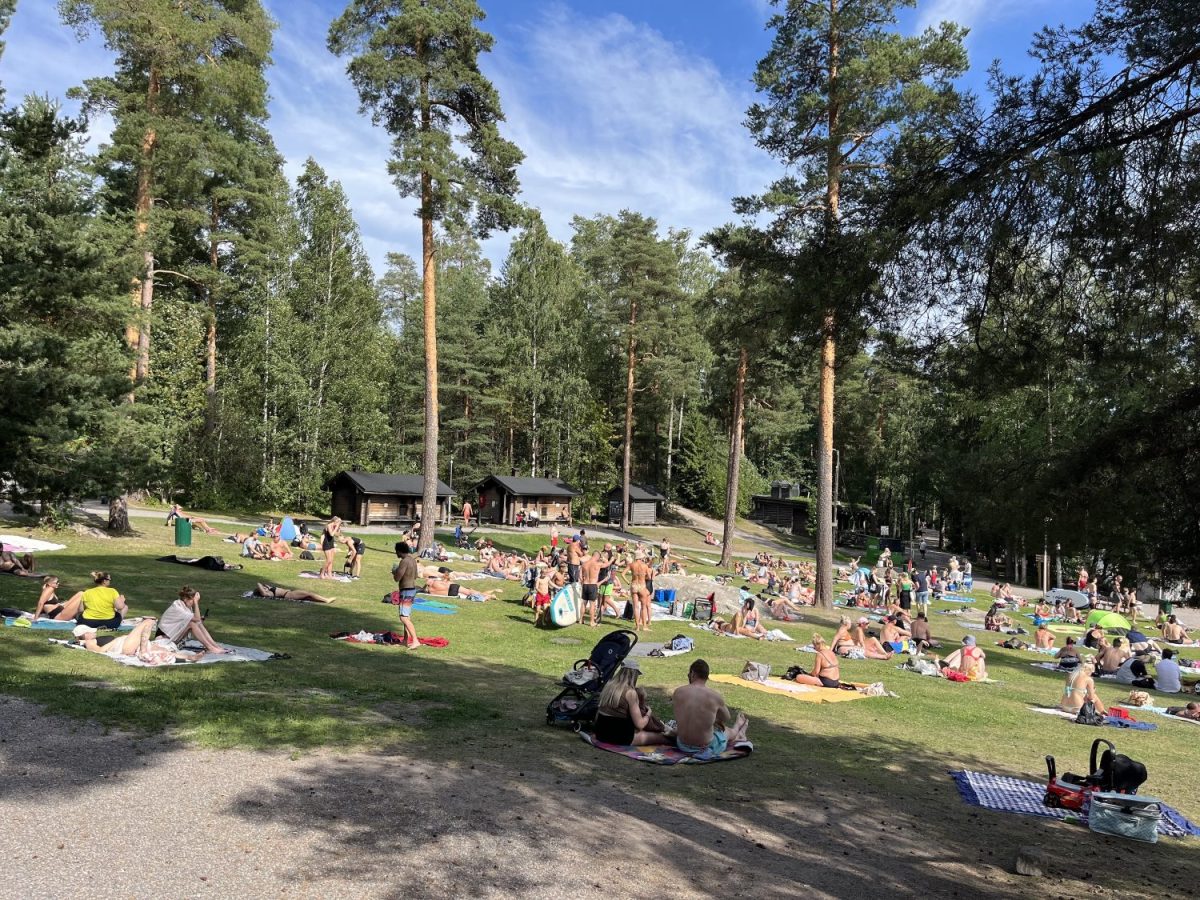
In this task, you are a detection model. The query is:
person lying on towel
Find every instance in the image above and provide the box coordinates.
[671,659,749,756]
[421,570,501,602]
[73,620,203,664]
[252,582,334,604]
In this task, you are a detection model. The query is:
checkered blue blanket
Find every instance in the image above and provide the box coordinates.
[949,770,1200,838]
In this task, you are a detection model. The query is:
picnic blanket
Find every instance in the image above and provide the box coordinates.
[578,730,752,765]
[628,642,690,658]
[4,616,133,632]
[1027,706,1158,731]
[948,770,1200,838]
[1116,705,1200,726]
[332,632,449,648]
[50,638,278,666]
[691,623,747,638]
[299,571,353,583]
[708,673,870,703]
[0,535,67,553]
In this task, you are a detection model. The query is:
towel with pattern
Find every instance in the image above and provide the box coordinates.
[579,729,752,764]
[949,770,1200,837]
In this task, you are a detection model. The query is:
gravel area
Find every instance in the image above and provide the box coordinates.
[3,697,1192,899]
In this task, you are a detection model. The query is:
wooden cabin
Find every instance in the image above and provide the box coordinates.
[606,484,666,526]
[322,471,453,526]
[471,475,579,525]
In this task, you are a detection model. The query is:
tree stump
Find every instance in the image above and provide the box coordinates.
[107,495,129,534]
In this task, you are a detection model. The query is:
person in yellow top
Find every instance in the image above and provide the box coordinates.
[69,571,128,629]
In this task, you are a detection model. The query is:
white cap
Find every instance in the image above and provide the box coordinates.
[73,624,97,638]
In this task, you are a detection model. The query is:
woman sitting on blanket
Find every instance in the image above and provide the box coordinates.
[940,635,988,681]
[1055,636,1082,669]
[789,634,841,689]
[157,587,227,654]
[33,575,75,620]
[852,617,893,660]
[252,582,334,604]
[1059,656,1105,715]
[73,620,203,664]
[1034,622,1056,649]
[593,661,672,746]
[831,616,858,655]
[0,550,36,576]
[984,604,1011,632]
[733,598,768,639]
[70,571,127,629]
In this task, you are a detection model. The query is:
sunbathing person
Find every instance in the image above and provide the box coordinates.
[1096,637,1129,675]
[73,620,202,663]
[767,594,804,620]
[940,635,988,681]
[1083,623,1105,649]
[1166,702,1200,721]
[242,535,270,560]
[984,604,1011,632]
[853,618,893,660]
[1059,658,1105,715]
[156,587,227,654]
[33,575,77,620]
[1055,637,1082,669]
[422,571,501,602]
[1034,623,1056,649]
[594,661,672,746]
[0,550,37,576]
[269,536,293,561]
[671,659,749,755]
[733,598,768,639]
[70,571,127,629]
[1162,615,1192,644]
[909,613,940,651]
[789,634,841,688]
[831,616,857,654]
[879,616,910,654]
[169,505,219,535]
[1123,626,1159,655]
[252,582,334,604]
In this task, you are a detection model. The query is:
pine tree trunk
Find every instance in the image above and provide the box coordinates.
[418,171,439,550]
[719,348,747,568]
[206,198,220,398]
[666,395,675,499]
[621,298,638,532]
[107,495,129,534]
[131,66,160,386]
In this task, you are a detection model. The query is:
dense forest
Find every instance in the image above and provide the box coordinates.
[2,1,1199,597]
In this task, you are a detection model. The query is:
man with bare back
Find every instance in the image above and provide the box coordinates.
[672,659,749,756]
[579,550,603,627]
[566,537,586,584]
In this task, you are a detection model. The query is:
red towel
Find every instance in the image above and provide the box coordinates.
[414,637,448,648]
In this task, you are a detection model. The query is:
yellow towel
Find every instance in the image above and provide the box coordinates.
[709,674,869,703]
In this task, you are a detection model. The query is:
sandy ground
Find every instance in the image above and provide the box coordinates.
[3,697,1194,900]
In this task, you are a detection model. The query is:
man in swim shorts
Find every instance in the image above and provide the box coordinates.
[579,550,602,627]
[671,659,749,756]
[392,541,420,649]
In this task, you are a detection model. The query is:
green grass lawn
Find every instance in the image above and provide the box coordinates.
[4,514,1200,860]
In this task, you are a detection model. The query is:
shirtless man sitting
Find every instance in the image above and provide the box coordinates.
[1096,637,1130,674]
[671,659,750,756]
[1162,615,1193,644]
[879,615,910,654]
[853,617,893,660]
[909,613,940,651]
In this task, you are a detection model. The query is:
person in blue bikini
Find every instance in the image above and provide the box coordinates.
[671,659,749,755]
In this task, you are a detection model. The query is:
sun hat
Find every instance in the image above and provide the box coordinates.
[72,624,96,638]
[857,617,870,625]
[963,635,976,646]
[622,659,642,674]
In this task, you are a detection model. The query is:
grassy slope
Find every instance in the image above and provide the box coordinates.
[3,517,1200,862]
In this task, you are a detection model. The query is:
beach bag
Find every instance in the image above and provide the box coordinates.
[944,669,970,683]
[1076,700,1107,726]
[669,635,694,652]
[740,661,771,683]
[300,550,315,560]
[1088,793,1161,843]
[691,597,714,622]
[1124,690,1150,707]
[861,682,886,696]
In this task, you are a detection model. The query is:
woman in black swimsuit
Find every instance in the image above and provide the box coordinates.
[33,575,77,620]
[789,634,842,689]
[593,662,672,746]
[320,517,342,580]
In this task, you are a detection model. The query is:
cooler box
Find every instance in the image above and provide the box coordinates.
[1088,793,1162,843]
[174,517,192,548]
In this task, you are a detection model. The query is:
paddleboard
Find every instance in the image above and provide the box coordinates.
[550,584,580,627]
[1046,588,1090,609]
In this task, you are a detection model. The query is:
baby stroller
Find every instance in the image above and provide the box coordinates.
[546,628,638,728]
[1044,738,1147,811]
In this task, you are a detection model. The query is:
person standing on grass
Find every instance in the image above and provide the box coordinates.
[462,499,473,528]
[320,517,343,579]
[566,537,586,584]
[550,523,559,550]
[392,541,420,649]
[580,550,602,627]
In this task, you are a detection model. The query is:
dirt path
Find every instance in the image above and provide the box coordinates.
[1,697,1186,899]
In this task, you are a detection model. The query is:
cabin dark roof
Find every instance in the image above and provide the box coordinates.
[475,475,580,498]
[608,484,666,502]
[323,471,453,497]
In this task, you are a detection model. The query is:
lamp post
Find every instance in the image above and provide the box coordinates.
[448,455,454,493]
[907,506,918,563]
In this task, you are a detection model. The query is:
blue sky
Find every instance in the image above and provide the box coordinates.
[2,0,1094,275]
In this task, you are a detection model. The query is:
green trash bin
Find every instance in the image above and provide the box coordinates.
[863,537,881,567]
[174,516,192,548]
